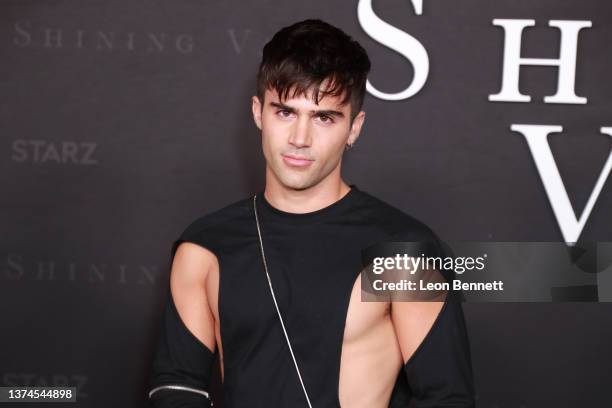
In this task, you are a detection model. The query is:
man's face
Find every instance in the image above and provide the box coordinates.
[251,83,365,191]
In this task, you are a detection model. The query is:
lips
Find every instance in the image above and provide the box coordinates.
[282,154,313,167]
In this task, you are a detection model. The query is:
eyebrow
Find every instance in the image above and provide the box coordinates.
[269,102,345,119]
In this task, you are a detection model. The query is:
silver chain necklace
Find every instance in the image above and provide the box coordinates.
[252,194,313,408]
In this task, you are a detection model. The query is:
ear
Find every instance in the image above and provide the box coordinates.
[347,110,366,146]
[251,95,263,131]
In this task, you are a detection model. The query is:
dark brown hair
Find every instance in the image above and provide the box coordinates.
[256,19,371,123]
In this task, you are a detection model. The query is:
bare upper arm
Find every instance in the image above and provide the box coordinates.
[169,241,218,353]
[391,269,448,364]
[391,288,447,365]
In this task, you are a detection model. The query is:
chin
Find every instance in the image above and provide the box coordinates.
[276,173,318,191]
[281,179,314,191]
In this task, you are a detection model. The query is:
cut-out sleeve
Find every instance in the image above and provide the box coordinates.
[148,290,215,407]
[388,223,476,407]
[148,230,217,407]
[400,290,476,407]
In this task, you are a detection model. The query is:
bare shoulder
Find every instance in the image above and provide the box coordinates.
[171,241,219,285]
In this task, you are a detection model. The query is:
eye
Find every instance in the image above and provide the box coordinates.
[276,109,292,118]
[317,114,334,124]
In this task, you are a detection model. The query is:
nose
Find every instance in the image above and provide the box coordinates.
[288,116,312,148]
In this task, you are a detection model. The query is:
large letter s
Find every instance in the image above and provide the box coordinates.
[357,0,429,101]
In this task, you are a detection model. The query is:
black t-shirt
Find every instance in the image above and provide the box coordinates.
[148,184,476,407]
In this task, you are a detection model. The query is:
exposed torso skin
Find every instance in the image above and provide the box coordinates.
[336,272,404,407]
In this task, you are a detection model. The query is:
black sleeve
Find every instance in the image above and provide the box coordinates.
[400,290,476,407]
[147,289,215,407]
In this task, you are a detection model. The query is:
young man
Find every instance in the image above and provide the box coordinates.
[148,19,475,408]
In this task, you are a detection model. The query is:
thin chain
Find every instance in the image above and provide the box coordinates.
[252,195,314,408]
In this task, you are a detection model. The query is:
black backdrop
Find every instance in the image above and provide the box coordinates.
[2,1,611,407]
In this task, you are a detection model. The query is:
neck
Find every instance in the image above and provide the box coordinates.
[264,174,351,214]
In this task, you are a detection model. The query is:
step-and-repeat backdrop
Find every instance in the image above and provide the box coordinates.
[2,1,611,407]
